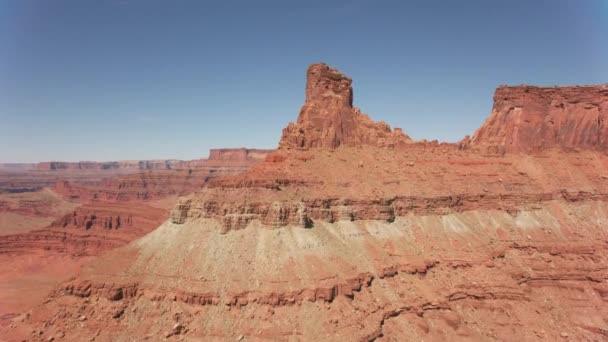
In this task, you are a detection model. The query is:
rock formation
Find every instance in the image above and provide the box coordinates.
[471,85,608,152]
[279,63,412,149]
[2,64,608,341]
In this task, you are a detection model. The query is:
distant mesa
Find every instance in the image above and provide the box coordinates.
[470,85,608,152]
[279,63,413,149]
[31,148,274,171]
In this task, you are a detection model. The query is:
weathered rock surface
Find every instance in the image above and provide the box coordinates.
[470,85,608,152]
[279,63,412,149]
[172,145,608,233]
[12,201,608,341]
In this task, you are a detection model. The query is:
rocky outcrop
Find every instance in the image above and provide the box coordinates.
[0,229,133,256]
[169,66,608,235]
[51,202,164,232]
[172,190,608,232]
[470,85,608,152]
[279,63,412,149]
[171,141,608,233]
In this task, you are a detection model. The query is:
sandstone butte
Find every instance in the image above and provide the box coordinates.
[1,63,607,341]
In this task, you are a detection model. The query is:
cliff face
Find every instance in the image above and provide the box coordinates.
[279,63,412,149]
[471,85,608,152]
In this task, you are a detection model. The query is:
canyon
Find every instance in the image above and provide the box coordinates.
[0,63,607,341]
[0,148,272,327]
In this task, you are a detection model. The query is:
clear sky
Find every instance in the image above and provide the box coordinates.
[0,0,607,162]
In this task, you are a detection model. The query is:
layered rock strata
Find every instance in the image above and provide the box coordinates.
[171,146,608,233]
[3,63,608,341]
[470,85,608,152]
[15,201,608,341]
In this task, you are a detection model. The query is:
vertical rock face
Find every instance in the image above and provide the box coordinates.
[279,63,412,149]
[471,85,608,152]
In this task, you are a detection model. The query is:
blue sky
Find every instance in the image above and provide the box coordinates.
[0,0,607,162]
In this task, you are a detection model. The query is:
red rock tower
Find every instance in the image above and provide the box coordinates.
[279,63,412,149]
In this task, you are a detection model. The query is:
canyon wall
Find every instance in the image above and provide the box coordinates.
[470,85,608,152]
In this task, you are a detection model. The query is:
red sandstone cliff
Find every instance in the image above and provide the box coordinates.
[279,63,412,149]
[471,85,608,152]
